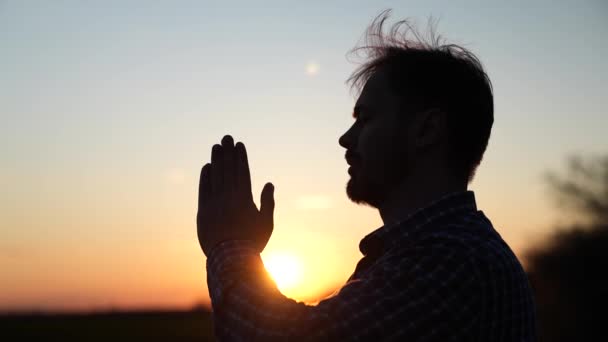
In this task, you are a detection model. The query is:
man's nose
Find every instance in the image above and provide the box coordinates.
[339,127,353,149]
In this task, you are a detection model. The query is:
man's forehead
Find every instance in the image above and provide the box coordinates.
[355,69,392,107]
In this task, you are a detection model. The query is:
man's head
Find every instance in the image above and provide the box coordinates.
[339,11,494,208]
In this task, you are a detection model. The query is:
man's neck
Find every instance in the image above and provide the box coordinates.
[378,175,467,226]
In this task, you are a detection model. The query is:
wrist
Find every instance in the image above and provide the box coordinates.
[208,239,258,259]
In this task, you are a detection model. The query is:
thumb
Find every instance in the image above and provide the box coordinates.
[260,182,275,226]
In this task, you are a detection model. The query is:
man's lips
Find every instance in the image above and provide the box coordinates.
[345,151,358,166]
[346,151,358,175]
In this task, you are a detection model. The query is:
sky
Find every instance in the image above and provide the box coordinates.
[1,0,607,312]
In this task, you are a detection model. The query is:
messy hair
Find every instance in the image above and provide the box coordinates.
[347,10,494,183]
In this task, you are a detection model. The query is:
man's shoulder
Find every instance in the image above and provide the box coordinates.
[405,210,496,248]
[388,210,525,276]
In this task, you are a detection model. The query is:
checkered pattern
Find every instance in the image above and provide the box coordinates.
[206,191,537,341]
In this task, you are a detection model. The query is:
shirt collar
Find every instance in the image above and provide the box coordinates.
[359,191,478,257]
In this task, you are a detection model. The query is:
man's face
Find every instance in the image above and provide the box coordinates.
[339,68,413,208]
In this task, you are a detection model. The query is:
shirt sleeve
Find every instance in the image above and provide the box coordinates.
[206,239,481,341]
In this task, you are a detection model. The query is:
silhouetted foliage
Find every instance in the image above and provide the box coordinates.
[527,154,608,342]
[0,309,215,341]
[545,155,608,225]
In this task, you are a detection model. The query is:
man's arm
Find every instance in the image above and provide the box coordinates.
[206,239,482,341]
[197,136,480,340]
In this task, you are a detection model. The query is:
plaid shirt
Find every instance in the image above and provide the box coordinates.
[206,191,537,341]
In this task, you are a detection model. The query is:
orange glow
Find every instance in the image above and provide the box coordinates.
[262,252,303,291]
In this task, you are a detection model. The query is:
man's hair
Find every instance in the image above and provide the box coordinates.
[347,10,494,183]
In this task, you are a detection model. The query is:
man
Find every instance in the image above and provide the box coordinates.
[197,12,537,341]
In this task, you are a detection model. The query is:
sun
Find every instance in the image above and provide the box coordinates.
[262,252,303,291]
[305,61,319,76]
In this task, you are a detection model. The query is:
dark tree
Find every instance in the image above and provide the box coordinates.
[545,155,608,226]
[527,154,608,342]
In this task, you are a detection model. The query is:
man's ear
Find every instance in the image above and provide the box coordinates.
[412,108,447,149]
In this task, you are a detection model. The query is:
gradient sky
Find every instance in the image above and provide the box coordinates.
[1,0,607,312]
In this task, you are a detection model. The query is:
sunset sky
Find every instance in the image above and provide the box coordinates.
[1,0,607,312]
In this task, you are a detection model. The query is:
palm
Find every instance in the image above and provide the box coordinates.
[197,136,274,256]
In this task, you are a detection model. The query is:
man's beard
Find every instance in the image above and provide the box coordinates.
[346,164,406,208]
[346,175,383,208]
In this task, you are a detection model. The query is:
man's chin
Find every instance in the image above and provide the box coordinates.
[346,177,382,208]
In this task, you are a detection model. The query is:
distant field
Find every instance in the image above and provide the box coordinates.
[1,310,215,341]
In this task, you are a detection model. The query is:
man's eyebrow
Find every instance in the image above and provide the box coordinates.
[352,105,367,118]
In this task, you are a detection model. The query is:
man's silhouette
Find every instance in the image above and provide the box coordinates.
[197,12,537,341]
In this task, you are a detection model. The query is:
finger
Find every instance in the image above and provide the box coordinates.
[198,163,211,209]
[235,141,253,202]
[210,144,223,194]
[221,135,235,196]
[260,182,275,227]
